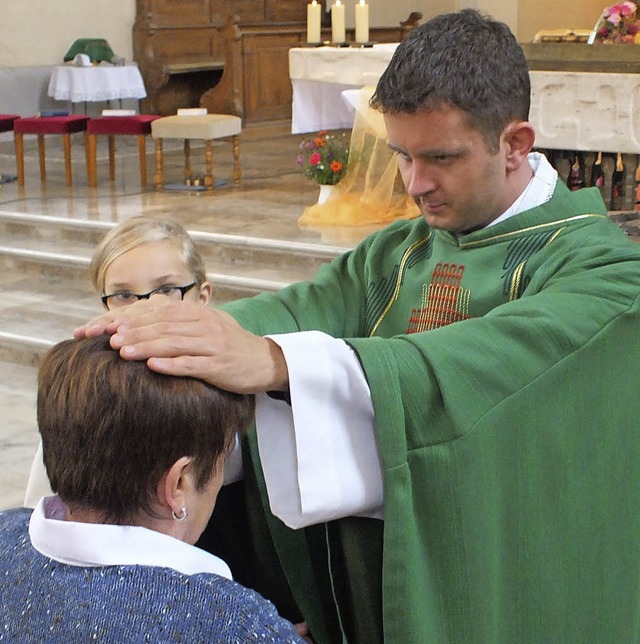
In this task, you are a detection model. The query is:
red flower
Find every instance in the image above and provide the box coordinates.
[296,130,349,185]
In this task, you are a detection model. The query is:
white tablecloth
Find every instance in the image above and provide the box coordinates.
[47,64,147,103]
[289,44,398,134]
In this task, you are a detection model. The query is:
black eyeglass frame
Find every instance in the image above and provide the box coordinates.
[101,282,198,309]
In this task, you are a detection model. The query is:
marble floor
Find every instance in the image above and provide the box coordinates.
[0,120,383,510]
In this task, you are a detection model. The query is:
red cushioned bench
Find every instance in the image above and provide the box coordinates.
[13,115,90,187]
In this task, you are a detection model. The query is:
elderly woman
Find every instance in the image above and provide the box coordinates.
[0,335,303,641]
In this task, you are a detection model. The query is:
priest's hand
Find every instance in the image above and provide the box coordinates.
[73,299,289,394]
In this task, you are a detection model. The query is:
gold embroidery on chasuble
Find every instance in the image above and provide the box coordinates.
[499,228,564,300]
[366,235,433,337]
[407,263,470,333]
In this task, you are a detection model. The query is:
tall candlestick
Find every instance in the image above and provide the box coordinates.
[331,0,346,44]
[307,1,322,44]
[355,0,369,44]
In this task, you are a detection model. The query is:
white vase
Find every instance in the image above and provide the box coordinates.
[317,183,337,205]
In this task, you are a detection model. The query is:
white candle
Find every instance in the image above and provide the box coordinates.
[355,0,369,44]
[331,0,346,44]
[307,1,322,44]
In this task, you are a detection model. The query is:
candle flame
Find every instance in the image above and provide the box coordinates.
[359,0,365,4]
[335,0,341,6]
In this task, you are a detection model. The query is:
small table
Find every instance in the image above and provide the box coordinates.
[47,64,147,107]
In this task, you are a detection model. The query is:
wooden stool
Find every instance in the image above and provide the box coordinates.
[86,115,160,188]
[13,115,89,187]
[151,114,241,190]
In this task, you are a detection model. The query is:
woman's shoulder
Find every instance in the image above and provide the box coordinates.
[0,507,31,537]
[112,566,303,640]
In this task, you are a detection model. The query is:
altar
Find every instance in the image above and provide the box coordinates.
[289,44,640,210]
[289,44,398,133]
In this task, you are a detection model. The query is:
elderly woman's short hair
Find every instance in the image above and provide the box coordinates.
[38,336,254,523]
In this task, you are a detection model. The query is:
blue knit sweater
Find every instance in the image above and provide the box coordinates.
[0,508,304,642]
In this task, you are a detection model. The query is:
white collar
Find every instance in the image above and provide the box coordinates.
[488,152,558,228]
[29,496,232,579]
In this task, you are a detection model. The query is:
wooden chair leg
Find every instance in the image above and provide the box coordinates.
[86,133,98,188]
[154,138,164,190]
[38,134,46,183]
[137,135,147,188]
[62,134,72,186]
[204,139,214,190]
[232,135,241,184]
[14,132,25,187]
[183,139,191,182]
[108,135,116,182]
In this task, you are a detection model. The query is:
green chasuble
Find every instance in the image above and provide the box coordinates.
[221,181,640,643]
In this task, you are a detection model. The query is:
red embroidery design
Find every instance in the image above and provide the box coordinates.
[407,262,470,333]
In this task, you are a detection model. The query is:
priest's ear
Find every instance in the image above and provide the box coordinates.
[502,121,536,172]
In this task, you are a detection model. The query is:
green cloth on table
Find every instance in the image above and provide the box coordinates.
[63,39,115,63]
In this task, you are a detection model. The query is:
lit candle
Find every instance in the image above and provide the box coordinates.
[355,0,369,44]
[331,0,346,44]
[307,0,322,44]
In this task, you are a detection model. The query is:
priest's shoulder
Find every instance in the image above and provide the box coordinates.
[357,216,429,254]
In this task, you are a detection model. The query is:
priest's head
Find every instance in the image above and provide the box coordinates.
[371,10,536,235]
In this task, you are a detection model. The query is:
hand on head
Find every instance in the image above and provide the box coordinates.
[74,299,289,394]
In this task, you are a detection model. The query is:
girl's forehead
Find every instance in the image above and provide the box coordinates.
[105,241,190,283]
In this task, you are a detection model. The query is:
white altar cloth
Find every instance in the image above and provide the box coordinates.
[48,64,147,103]
[289,44,398,134]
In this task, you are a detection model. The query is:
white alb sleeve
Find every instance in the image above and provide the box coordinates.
[256,330,383,529]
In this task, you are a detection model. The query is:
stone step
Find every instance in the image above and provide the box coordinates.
[0,209,351,366]
[0,210,349,278]
[0,236,305,299]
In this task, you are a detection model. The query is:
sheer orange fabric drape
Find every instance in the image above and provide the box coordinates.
[298,87,420,227]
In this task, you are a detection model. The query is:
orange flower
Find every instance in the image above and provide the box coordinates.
[314,138,326,147]
[330,161,343,172]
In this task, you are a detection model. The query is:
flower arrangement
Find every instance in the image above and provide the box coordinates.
[296,131,350,185]
[593,1,640,43]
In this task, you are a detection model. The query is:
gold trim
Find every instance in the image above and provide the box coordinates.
[509,263,525,300]
[460,214,606,249]
[369,235,432,337]
[507,227,565,300]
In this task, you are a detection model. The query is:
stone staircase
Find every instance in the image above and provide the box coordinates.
[0,209,352,367]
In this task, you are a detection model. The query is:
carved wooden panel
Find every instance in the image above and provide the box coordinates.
[147,28,224,60]
[242,30,305,122]
[135,0,212,27]
[211,0,265,24]
[264,0,306,23]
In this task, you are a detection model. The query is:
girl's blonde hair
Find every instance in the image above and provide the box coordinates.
[89,216,207,294]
